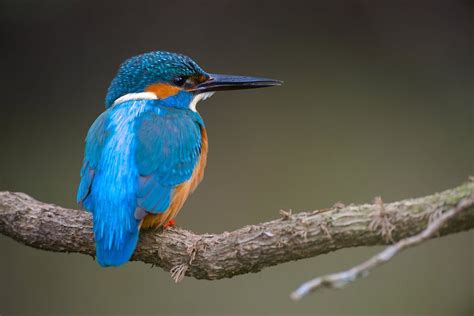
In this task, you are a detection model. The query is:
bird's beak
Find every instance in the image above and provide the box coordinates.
[192,74,282,93]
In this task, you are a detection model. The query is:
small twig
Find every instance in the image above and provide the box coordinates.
[290,195,474,301]
[170,264,188,283]
[170,237,208,282]
[332,201,345,209]
[279,209,293,220]
[369,196,395,243]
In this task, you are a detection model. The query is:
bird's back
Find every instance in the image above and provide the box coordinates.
[77,100,205,266]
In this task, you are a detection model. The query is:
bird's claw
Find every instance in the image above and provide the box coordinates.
[163,219,176,229]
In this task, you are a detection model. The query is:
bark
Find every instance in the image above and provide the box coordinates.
[0,182,473,280]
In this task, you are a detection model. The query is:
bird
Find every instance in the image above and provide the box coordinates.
[77,51,281,267]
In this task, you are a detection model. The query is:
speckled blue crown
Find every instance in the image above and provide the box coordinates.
[105,51,207,108]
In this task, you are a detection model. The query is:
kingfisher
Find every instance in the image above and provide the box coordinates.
[77,51,281,267]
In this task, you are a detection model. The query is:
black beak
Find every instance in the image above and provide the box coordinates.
[192,73,282,93]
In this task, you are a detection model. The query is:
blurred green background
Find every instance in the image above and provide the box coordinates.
[1,1,473,315]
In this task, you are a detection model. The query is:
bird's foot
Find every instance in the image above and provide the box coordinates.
[163,219,176,229]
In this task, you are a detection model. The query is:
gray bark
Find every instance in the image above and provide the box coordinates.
[0,182,473,280]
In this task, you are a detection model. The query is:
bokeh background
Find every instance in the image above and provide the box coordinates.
[1,1,473,315]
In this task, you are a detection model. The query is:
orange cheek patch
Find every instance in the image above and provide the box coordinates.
[145,83,181,99]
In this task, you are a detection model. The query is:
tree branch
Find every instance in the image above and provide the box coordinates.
[0,182,473,283]
[290,195,474,300]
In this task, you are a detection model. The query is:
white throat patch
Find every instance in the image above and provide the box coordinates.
[112,92,157,107]
[189,92,215,112]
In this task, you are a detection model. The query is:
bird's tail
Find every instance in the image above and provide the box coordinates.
[95,231,139,267]
[92,197,140,267]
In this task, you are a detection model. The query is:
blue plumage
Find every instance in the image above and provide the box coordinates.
[105,52,206,108]
[77,50,280,267]
[78,99,203,266]
[135,105,202,213]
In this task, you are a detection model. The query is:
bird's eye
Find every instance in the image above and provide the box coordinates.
[173,76,188,86]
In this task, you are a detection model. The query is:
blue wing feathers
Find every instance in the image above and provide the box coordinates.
[136,176,172,212]
[84,112,109,167]
[76,162,94,205]
[76,112,109,205]
[76,100,203,267]
[135,107,202,214]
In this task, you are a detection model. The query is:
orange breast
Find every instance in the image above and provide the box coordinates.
[140,126,208,229]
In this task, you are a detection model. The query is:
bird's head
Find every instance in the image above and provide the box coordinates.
[105,51,281,110]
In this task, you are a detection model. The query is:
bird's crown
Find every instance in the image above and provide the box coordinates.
[105,51,208,108]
